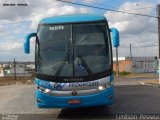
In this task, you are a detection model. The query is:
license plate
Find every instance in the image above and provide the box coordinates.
[68,99,81,104]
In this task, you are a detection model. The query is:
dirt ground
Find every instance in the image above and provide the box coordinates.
[120,73,158,78]
[0,73,158,86]
[0,77,34,86]
[142,79,160,85]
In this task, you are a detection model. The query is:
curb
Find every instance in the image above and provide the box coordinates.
[140,82,160,87]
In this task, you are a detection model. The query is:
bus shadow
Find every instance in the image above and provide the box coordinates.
[57,105,113,119]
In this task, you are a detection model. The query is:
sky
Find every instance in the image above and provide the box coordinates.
[0,0,159,61]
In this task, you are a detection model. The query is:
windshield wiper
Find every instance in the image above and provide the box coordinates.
[78,56,92,75]
[54,50,69,80]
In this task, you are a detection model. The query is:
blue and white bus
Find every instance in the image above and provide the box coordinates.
[24,14,119,108]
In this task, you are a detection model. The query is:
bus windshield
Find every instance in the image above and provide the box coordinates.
[36,22,111,78]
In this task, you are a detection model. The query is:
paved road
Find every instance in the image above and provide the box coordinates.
[115,76,158,86]
[0,77,160,119]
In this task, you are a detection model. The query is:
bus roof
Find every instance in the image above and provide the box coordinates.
[40,14,106,24]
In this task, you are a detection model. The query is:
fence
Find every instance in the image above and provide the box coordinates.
[4,73,32,77]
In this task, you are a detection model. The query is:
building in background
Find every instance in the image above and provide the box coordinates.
[113,57,158,73]
[0,57,158,77]
[0,67,4,77]
[113,58,132,73]
[0,62,35,77]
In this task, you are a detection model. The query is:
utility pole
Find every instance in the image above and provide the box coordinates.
[157,4,160,84]
[13,58,17,80]
[116,47,119,77]
[130,44,132,60]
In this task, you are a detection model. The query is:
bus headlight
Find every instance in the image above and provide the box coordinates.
[45,88,51,93]
[98,86,105,90]
[36,86,51,94]
[98,81,114,91]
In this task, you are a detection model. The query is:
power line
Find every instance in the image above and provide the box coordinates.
[133,45,158,48]
[57,0,159,18]
[121,45,158,48]
[84,0,156,12]
[0,1,157,26]
[83,0,118,9]
[121,40,159,45]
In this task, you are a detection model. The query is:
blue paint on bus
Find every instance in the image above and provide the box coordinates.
[40,14,106,24]
[24,14,119,108]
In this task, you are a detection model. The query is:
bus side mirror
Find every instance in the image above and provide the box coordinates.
[110,28,119,47]
[24,33,36,54]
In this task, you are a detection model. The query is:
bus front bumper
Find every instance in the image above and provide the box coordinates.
[36,86,114,108]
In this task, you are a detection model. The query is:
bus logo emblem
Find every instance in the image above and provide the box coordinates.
[54,83,66,90]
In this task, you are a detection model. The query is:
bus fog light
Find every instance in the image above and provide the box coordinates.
[108,95,113,99]
[37,98,42,103]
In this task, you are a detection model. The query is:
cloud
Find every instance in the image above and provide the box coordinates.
[104,1,158,57]
[0,0,33,20]
[105,2,156,34]
[0,0,92,61]
[0,26,9,36]
[0,0,91,24]
[82,0,97,3]
[29,3,90,29]
[0,40,22,52]
[0,37,35,61]
[0,0,158,61]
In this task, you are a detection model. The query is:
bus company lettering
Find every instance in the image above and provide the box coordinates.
[50,26,64,31]
[69,82,99,87]
[64,78,84,82]
[39,81,50,87]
